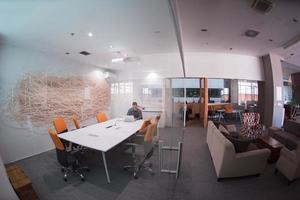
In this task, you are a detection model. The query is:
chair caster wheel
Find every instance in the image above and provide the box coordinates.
[81,177,85,182]
[80,174,85,181]
[61,168,65,172]
[64,177,67,182]
[134,172,138,179]
[123,167,128,171]
[86,168,90,172]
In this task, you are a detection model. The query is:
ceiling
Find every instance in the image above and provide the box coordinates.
[0,0,180,72]
[175,0,300,66]
[0,0,300,74]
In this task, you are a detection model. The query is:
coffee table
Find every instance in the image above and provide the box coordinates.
[256,136,284,163]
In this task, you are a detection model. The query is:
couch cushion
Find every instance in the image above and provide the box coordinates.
[220,132,253,153]
[272,131,300,150]
[284,120,300,137]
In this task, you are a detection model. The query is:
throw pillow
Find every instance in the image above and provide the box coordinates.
[219,125,230,135]
[221,132,253,153]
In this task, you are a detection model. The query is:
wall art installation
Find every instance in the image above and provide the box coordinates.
[2,73,110,127]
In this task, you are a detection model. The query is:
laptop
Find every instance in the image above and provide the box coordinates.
[124,115,135,122]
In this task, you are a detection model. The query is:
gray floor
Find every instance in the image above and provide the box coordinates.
[14,126,300,200]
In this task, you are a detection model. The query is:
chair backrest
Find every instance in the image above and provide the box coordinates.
[139,119,151,134]
[53,117,68,134]
[71,115,81,129]
[48,129,69,167]
[48,128,64,151]
[225,104,233,113]
[144,123,157,142]
[143,123,157,157]
[242,112,260,126]
[155,114,161,123]
[96,113,108,123]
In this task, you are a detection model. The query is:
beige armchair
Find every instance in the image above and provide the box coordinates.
[275,142,300,185]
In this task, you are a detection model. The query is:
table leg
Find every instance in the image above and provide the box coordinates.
[102,152,111,183]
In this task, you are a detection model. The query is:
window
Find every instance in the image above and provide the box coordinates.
[110,83,118,94]
[238,80,258,105]
[142,88,152,95]
[111,82,133,94]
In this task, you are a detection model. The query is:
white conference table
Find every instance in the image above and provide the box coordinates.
[58,118,144,183]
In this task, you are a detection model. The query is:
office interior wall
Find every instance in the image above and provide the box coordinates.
[0,45,110,163]
[185,52,264,81]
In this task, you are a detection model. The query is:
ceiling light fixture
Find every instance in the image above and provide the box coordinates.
[290,53,294,56]
[88,32,93,37]
[269,39,273,42]
[201,29,208,32]
[245,29,260,38]
[229,48,233,50]
[292,18,298,23]
[154,30,161,34]
[109,45,113,49]
[70,33,75,36]
[65,52,70,55]
[111,57,124,63]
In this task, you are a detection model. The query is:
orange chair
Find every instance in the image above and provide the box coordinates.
[123,123,157,178]
[48,128,87,181]
[139,119,151,134]
[48,128,64,151]
[53,117,68,134]
[71,115,81,129]
[225,104,233,113]
[96,113,108,123]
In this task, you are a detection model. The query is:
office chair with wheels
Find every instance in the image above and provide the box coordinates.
[48,129,89,181]
[53,117,68,134]
[96,113,108,123]
[123,123,157,179]
[71,115,81,129]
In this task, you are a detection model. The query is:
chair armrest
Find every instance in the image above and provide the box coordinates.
[280,147,297,162]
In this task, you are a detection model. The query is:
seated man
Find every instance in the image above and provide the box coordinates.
[127,102,143,120]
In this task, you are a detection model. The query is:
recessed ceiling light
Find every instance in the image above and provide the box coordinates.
[70,33,75,36]
[65,52,70,55]
[269,39,273,42]
[109,45,113,49]
[111,57,124,63]
[290,53,294,56]
[292,18,298,23]
[201,29,208,32]
[88,32,93,37]
[229,48,233,50]
[154,30,161,34]
[245,29,260,38]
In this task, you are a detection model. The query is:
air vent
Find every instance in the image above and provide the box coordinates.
[251,0,273,13]
[79,51,91,56]
[245,29,260,38]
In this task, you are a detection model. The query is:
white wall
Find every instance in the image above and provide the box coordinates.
[185,52,264,81]
[0,45,107,163]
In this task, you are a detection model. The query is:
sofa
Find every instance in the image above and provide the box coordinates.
[269,120,300,150]
[275,142,300,184]
[206,121,270,179]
